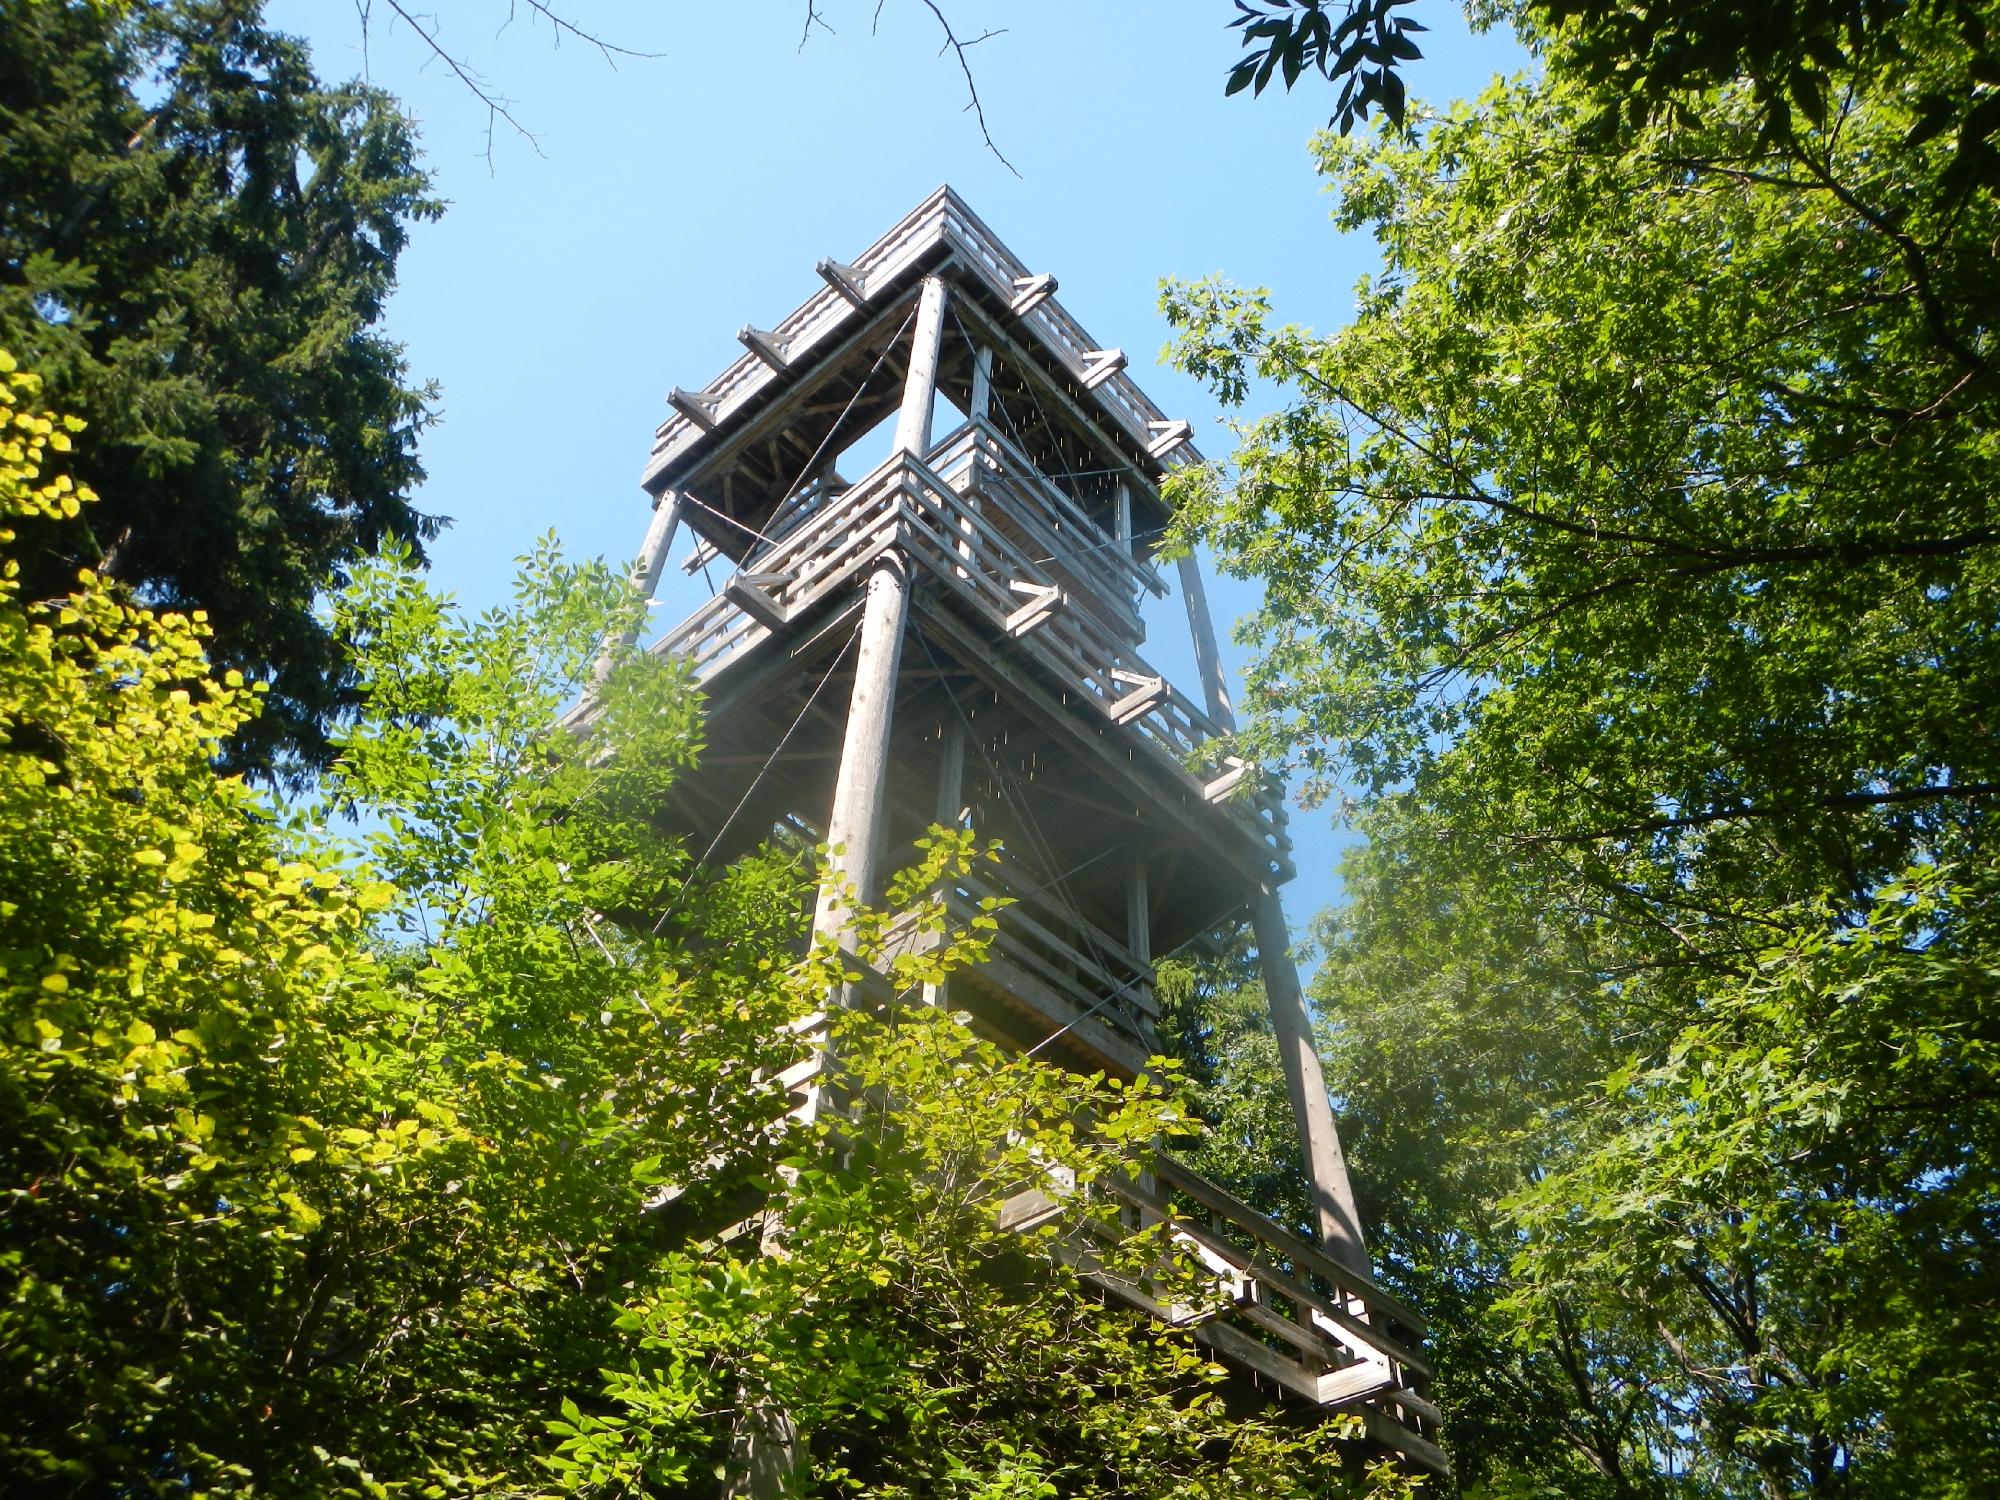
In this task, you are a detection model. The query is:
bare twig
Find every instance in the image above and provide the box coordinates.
[913,0,1019,176]
[375,0,541,168]
[516,0,663,65]
[801,1,834,49]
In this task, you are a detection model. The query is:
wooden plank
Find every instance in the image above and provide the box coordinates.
[1151,1157,1426,1333]
[965,948,1153,1078]
[1108,1173,1432,1377]
[997,1187,1064,1233]
[1362,1408,1452,1478]
[1378,1385,1443,1429]
[893,276,948,456]
[1194,1320,1325,1404]
[670,386,723,432]
[739,324,793,371]
[817,257,871,310]
[724,575,790,632]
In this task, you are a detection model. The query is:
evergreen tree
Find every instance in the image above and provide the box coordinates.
[0,0,440,778]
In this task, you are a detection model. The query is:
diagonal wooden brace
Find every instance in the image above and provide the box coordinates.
[816,257,871,309]
[738,324,795,371]
[724,571,791,631]
[669,385,724,432]
[1204,756,1253,803]
[1004,579,1064,637]
[1010,272,1058,315]
[1146,419,1194,461]
[1106,669,1167,726]
[1079,347,1128,390]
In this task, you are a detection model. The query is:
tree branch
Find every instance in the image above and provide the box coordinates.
[1526,782,2000,847]
[913,0,1019,176]
[375,0,540,167]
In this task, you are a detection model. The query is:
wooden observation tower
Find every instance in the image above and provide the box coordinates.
[610,187,1445,1478]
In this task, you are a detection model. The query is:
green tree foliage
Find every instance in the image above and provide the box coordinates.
[1227,0,2000,197]
[1155,943,1314,1240]
[1166,9,2000,1494]
[0,369,1397,1498]
[0,0,441,778]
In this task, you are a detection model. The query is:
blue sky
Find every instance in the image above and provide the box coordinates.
[269,0,1525,945]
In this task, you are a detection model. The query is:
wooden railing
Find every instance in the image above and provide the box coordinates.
[727,954,1445,1476]
[644,186,1202,490]
[870,840,1159,1068]
[927,418,1165,635]
[1119,1157,1446,1471]
[650,448,1291,875]
[996,1149,1447,1477]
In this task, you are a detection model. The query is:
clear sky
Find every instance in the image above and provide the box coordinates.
[268,0,1526,949]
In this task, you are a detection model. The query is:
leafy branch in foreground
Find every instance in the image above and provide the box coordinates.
[0,363,1396,1497]
[1167,19,2000,1496]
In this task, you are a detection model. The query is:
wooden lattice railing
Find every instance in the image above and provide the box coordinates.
[651,447,1292,877]
[645,186,1202,491]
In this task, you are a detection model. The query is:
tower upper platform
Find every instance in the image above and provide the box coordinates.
[641,186,1198,571]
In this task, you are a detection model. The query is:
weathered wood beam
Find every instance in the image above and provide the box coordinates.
[1146,418,1194,461]
[947,295,1163,503]
[1010,271,1057,315]
[1175,551,1235,730]
[811,560,911,941]
[669,386,724,432]
[738,324,794,371]
[723,573,790,632]
[893,276,949,457]
[1079,347,1128,390]
[816,257,871,310]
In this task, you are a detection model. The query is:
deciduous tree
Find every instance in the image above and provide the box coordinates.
[1166,12,2000,1491]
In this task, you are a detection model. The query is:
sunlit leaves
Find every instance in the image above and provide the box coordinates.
[1171,31,2000,1499]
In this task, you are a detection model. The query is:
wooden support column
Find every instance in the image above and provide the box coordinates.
[811,558,911,943]
[722,1407,798,1500]
[1249,888,1370,1276]
[922,715,970,1007]
[1178,549,1369,1274]
[934,716,967,829]
[893,275,949,459]
[1175,550,1233,730]
[1125,853,1151,966]
[579,492,682,702]
[968,344,994,422]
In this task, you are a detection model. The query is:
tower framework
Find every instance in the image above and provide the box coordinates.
[612,187,1445,1477]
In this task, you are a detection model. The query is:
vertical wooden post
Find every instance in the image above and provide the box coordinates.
[921,715,970,1007]
[894,275,949,459]
[812,274,949,942]
[955,345,993,581]
[722,1408,798,1500]
[969,344,994,422]
[812,559,911,943]
[934,716,967,829]
[1115,481,1136,608]
[580,492,681,700]
[1125,852,1151,965]
[1177,549,1369,1274]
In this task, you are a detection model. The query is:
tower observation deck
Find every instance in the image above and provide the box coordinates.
[606,186,1445,1478]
